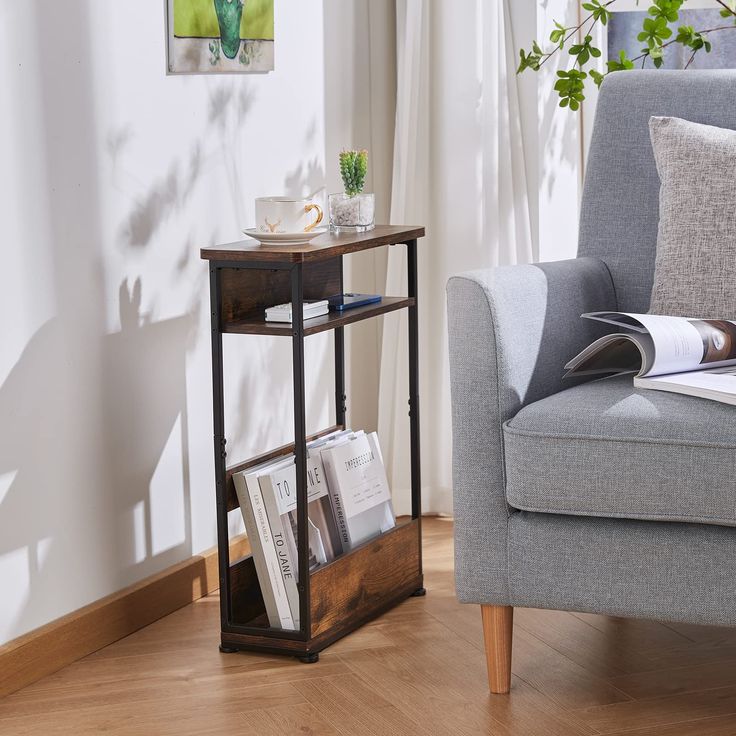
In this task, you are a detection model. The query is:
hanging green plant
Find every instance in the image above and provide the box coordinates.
[517,0,736,111]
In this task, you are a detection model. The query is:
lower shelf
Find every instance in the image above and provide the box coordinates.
[222,517,423,656]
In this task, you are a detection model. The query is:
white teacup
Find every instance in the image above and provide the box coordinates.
[255,196,324,234]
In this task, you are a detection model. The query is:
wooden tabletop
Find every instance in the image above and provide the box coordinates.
[200,224,425,263]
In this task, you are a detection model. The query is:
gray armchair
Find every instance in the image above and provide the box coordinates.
[447,70,736,694]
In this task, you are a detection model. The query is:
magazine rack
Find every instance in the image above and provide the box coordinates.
[201,225,425,662]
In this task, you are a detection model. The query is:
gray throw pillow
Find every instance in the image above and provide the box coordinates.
[648,115,736,318]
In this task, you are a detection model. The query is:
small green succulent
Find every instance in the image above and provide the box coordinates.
[339,149,368,197]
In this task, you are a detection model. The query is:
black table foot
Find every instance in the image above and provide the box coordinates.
[298,652,320,664]
[411,587,427,597]
[219,644,239,654]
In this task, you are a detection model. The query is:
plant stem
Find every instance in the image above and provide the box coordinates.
[630,24,736,64]
[538,2,614,70]
[577,18,600,68]
[714,0,736,19]
[684,47,698,68]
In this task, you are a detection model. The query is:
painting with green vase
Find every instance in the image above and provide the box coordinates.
[167,0,274,74]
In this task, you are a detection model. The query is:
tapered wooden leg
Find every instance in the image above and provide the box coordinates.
[481,605,513,694]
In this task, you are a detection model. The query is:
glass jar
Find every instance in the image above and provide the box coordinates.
[328,192,375,233]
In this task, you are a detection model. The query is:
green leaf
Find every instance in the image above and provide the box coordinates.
[550,28,565,44]
[590,69,605,87]
[606,49,635,72]
[517,48,542,73]
[555,68,587,109]
[720,1,736,20]
[638,12,674,48]
[648,0,683,23]
[676,25,694,44]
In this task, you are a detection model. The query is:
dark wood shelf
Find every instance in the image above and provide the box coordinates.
[226,518,422,651]
[200,224,425,263]
[223,296,414,337]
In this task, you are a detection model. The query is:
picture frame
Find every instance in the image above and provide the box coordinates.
[165,0,274,75]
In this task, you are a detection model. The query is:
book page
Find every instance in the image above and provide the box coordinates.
[632,314,705,375]
[584,313,736,376]
[635,365,736,404]
[564,333,652,376]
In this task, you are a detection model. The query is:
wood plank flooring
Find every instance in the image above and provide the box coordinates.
[3,518,736,735]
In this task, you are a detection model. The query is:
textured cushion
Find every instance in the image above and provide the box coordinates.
[503,375,736,527]
[578,71,736,313]
[648,116,736,318]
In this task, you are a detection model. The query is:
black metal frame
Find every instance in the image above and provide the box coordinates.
[208,238,422,649]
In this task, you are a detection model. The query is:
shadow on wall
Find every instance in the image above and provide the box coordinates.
[1,0,335,643]
[0,281,196,638]
[121,143,202,249]
[0,0,205,643]
[103,278,196,580]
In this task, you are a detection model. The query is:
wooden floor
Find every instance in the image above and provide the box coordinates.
[4,518,736,735]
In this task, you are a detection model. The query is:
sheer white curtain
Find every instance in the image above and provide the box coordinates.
[378,0,533,516]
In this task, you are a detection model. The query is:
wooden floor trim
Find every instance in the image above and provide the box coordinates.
[0,535,251,698]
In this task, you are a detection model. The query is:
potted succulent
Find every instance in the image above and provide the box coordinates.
[328,149,375,233]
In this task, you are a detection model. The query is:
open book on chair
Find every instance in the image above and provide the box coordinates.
[565,312,736,406]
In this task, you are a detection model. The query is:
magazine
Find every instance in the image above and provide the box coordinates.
[565,312,736,405]
[320,431,396,548]
[232,427,396,630]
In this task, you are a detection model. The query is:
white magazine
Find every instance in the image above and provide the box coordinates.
[566,312,736,405]
[320,431,395,548]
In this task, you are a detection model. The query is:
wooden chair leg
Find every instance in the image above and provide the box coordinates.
[481,604,513,694]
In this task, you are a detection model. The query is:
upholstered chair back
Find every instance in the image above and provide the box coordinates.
[578,70,736,312]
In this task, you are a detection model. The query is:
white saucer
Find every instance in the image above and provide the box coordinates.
[243,227,328,246]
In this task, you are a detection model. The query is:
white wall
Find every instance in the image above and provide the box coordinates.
[0,0,392,645]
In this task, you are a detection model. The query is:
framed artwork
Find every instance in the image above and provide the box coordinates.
[581,0,736,161]
[166,0,274,74]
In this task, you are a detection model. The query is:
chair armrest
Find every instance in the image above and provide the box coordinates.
[446,257,616,604]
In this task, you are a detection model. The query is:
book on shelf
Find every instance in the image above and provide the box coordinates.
[265,300,329,323]
[258,438,345,627]
[232,457,295,630]
[233,428,395,631]
[319,431,396,548]
[566,312,736,405]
